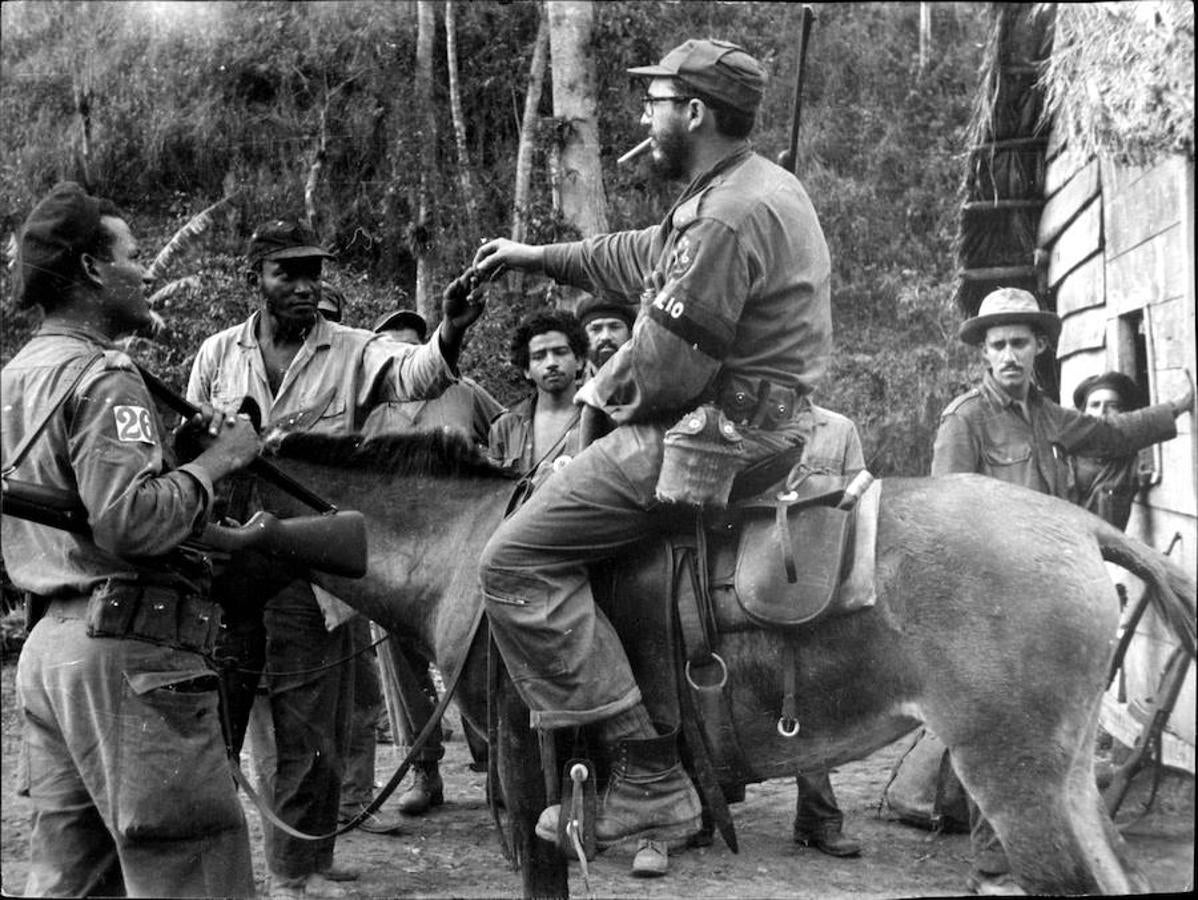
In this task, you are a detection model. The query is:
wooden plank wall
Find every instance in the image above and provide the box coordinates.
[1043,148,1196,768]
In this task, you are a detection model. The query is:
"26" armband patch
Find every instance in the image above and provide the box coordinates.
[113,406,156,444]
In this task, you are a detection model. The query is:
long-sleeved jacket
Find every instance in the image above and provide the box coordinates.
[2,323,214,596]
[187,312,455,432]
[931,370,1176,498]
[555,147,831,426]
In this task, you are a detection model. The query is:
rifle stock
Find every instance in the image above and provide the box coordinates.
[197,510,367,578]
[2,477,367,579]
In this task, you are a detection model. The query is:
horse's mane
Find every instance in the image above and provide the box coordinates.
[270,429,516,480]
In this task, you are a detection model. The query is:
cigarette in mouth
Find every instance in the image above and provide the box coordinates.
[618,138,653,166]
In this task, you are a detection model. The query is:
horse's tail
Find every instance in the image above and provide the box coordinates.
[1094,520,1197,659]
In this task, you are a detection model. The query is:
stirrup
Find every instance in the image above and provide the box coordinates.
[557,758,597,862]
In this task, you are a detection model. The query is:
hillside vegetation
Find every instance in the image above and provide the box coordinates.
[1,0,981,475]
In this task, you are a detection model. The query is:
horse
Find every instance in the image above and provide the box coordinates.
[249,429,1195,897]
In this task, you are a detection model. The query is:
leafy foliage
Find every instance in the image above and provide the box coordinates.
[1,0,987,473]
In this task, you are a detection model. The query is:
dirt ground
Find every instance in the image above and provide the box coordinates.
[1,656,1193,899]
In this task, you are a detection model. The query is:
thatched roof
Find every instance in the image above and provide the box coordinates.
[1042,1,1194,166]
[953,3,1053,316]
[953,1,1195,317]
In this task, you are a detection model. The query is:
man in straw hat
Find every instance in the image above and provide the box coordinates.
[931,286,1191,895]
[470,37,831,854]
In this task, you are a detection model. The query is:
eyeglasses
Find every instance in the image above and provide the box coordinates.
[641,94,690,115]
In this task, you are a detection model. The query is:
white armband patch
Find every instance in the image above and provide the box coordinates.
[112,406,156,444]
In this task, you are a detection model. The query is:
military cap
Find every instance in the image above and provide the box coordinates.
[247,218,333,266]
[958,287,1061,346]
[575,294,636,330]
[628,38,766,111]
[373,308,428,342]
[13,182,113,309]
[1072,372,1146,412]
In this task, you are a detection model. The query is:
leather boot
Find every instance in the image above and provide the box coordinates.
[397,762,444,815]
[537,727,702,850]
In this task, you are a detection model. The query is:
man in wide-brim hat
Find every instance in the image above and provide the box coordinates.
[930,285,1192,895]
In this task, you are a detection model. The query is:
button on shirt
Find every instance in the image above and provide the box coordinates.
[931,370,1176,498]
[187,312,456,433]
[2,324,213,597]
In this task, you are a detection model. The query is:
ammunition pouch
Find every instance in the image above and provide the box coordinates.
[85,577,222,654]
[655,405,746,509]
[716,376,801,431]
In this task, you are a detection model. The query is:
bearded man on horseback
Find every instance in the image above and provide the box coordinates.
[472,38,831,850]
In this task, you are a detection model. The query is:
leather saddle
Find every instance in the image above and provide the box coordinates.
[593,447,879,848]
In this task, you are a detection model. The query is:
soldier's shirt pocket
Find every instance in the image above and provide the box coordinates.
[983,441,1033,467]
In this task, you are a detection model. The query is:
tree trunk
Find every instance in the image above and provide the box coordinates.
[546,0,608,238]
[512,4,550,245]
[414,0,437,323]
[919,2,932,76]
[445,0,479,243]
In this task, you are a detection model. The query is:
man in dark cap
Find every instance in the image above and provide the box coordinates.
[931,286,1191,895]
[2,182,261,897]
[470,38,832,853]
[576,293,636,375]
[187,217,488,900]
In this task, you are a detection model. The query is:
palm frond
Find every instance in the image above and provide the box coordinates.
[146,194,238,281]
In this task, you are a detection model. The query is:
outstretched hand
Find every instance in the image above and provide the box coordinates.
[1171,369,1194,418]
[441,268,488,336]
[472,238,543,277]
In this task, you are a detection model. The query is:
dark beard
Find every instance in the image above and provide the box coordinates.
[649,127,689,181]
[273,311,315,343]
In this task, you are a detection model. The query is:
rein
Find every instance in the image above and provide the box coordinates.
[219,598,487,841]
[213,628,390,679]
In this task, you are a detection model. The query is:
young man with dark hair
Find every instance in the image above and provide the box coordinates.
[3,182,261,898]
[472,37,832,851]
[487,309,587,482]
[187,218,486,900]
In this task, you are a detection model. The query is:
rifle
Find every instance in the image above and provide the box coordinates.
[2,477,367,578]
[778,5,817,175]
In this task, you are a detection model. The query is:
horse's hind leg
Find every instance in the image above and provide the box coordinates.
[950,728,1139,894]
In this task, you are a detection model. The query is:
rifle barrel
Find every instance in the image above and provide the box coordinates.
[134,363,337,514]
[786,5,817,175]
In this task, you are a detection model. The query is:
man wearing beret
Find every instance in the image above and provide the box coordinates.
[575,292,636,377]
[2,182,261,896]
[472,38,831,851]
[187,218,487,899]
[1069,371,1149,530]
[931,285,1191,895]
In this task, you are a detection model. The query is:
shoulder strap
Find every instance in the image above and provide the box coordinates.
[1,352,104,478]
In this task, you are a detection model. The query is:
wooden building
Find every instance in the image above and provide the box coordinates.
[954,2,1195,771]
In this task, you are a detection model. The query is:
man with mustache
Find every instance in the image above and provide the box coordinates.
[931,285,1191,895]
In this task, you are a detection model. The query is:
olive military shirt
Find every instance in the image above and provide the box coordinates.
[2,323,214,597]
[549,147,831,425]
[931,370,1176,498]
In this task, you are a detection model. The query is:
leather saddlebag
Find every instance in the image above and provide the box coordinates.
[733,502,852,628]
